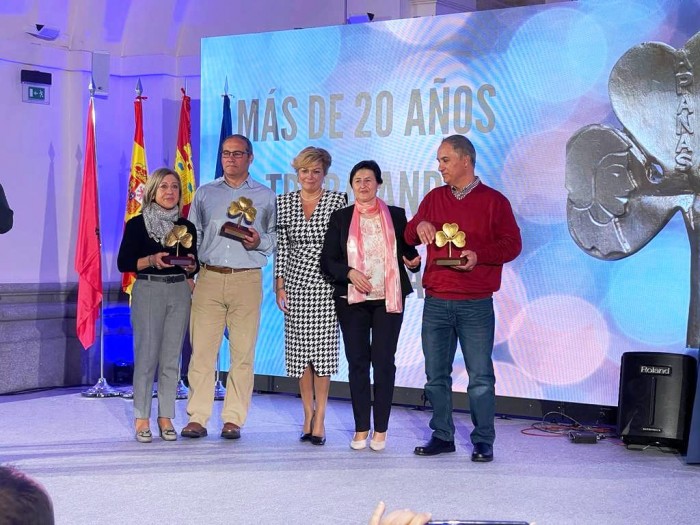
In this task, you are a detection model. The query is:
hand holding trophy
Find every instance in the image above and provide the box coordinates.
[220,197,257,241]
[435,223,467,266]
[163,225,194,266]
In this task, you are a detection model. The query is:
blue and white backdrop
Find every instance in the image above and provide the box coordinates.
[198,0,700,407]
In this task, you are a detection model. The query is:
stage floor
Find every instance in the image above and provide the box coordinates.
[1,387,698,525]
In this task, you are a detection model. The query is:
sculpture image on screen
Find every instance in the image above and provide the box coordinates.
[566,29,699,347]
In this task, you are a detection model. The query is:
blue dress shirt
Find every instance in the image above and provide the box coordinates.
[189,176,277,269]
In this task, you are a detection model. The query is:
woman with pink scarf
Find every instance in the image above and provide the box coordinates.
[321,160,421,451]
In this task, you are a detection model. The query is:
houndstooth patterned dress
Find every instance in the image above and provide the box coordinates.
[275,190,347,377]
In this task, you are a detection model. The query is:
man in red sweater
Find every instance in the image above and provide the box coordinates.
[405,135,521,462]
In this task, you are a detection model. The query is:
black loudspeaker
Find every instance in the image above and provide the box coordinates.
[112,361,133,385]
[618,352,697,451]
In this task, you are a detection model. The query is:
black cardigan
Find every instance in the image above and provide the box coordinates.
[117,214,199,277]
[320,204,420,298]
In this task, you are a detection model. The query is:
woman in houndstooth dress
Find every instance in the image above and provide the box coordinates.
[275,147,347,445]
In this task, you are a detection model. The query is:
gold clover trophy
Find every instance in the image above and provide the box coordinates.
[220,197,257,241]
[435,223,467,266]
[163,225,193,266]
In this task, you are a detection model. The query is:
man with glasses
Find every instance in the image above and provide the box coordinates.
[182,134,277,440]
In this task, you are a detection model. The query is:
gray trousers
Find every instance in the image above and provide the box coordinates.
[130,278,191,419]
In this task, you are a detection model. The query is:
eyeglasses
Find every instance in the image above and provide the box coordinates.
[221,150,249,159]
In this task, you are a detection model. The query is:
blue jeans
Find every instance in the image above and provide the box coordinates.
[422,295,495,444]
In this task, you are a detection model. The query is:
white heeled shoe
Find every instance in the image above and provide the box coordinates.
[350,432,369,450]
[370,432,387,451]
[350,438,367,450]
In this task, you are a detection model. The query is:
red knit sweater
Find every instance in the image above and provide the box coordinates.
[404,183,522,300]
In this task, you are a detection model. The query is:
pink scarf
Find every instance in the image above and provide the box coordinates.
[347,197,403,313]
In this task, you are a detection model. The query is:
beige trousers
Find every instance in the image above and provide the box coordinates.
[186,267,262,427]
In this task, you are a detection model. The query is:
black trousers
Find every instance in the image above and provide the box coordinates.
[335,297,404,432]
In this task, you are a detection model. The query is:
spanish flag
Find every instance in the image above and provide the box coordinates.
[175,88,196,217]
[121,90,148,296]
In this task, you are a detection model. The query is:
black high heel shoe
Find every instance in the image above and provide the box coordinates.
[310,416,324,445]
[300,415,314,442]
[310,435,326,446]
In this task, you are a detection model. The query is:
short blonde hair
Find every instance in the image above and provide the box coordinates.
[142,167,182,213]
[291,146,332,175]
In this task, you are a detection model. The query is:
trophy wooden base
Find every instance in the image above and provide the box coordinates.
[162,255,193,266]
[220,222,250,241]
[435,257,467,267]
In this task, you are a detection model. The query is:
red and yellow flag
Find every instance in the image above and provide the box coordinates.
[75,97,103,350]
[121,94,148,296]
[175,88,196,217]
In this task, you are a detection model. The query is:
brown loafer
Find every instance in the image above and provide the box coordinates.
[221,422,241,440]
[181,422,207,438]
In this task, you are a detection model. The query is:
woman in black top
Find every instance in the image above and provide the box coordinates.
[117,167,198,442]
[321,160,421,451]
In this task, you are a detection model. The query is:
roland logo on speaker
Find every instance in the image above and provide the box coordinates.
[639,365,672,375]
[642,427,663,433]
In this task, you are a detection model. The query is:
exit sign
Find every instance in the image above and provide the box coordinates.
[28,86,45,100]
[22,83,50,105]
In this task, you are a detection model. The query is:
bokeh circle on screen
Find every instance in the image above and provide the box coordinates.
[502,130,571,224]
[606,238,688,347]
[383,13,473,45]
[494,361,545,399]
[268,26,341,92]
[395,298,425,370]
[509,294,609,385]
[505,10,607,104]
[494,266,528,346]
[517,240,603,304]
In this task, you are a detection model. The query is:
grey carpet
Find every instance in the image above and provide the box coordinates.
[1,388,698,525]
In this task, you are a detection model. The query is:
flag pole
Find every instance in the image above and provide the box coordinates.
[214,77,232,401]
[119,78,156,399]
[82,79,119,398]
[176,79,191,401]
